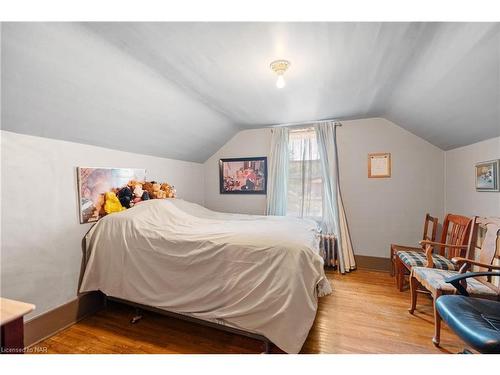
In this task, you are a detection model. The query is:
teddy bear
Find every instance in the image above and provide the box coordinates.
[118,186,133,208]
[152,183,167,199]
[132,184,144,205]
[160,183,176,198]
[104,191,126,214]
[142,181,155,198]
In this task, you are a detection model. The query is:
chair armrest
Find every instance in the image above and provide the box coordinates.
[423,244,434,267]
[451,257,500,271]
[419,240,468,249]
[420,240,468,269]
[391,244,424,252]
[444,272,500,296]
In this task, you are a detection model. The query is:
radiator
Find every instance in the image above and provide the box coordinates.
[319,233,337,268]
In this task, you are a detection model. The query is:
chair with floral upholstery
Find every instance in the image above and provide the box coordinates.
[408,216,500,346]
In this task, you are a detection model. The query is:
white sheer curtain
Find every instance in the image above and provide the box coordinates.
[266,128,289,215]
[268,123,355,273]
[315,122,356,273]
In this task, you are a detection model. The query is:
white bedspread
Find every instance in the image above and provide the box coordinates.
[79,199,331,353]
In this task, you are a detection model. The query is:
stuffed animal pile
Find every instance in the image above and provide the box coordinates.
[104,180,176,214]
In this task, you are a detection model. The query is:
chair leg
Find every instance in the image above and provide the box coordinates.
[408,272,419,314]
[394,260,400,288]
[396,258,405,292]
[432,292,442,346]
[394,258,399,287]
[390,247,395,277]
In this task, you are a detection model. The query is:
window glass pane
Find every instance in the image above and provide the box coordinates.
[286,128,322,219]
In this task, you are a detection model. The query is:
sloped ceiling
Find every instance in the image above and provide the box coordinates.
[1,23,238,162]
[2,22,499,162]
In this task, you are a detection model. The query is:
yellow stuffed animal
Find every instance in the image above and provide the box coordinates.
[104,191,126,214]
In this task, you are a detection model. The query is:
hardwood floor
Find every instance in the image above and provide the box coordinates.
[33,269,464,354]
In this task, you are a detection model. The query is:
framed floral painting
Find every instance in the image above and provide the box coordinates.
[475,160,499,192]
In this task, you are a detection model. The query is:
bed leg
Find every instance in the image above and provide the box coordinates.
[261,340,272,354]
[130,308,143,324]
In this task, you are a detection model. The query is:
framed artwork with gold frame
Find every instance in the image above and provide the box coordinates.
[368,153,391,178]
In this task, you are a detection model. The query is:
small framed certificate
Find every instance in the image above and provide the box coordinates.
[368,153,391,178]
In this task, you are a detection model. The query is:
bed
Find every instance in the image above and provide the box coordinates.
[79,199,332,353]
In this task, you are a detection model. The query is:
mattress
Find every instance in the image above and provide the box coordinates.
[79,199,332,353]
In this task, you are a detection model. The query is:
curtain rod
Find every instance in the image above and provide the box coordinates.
[267,118,342,128]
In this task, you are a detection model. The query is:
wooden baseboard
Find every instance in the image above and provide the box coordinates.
[24,292,105,348]
[355,255,391,272]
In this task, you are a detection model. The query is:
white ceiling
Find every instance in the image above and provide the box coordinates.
[2,22,499,162]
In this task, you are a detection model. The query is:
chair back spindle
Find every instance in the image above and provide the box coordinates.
[422,214,439,244]
[439,214,472,259]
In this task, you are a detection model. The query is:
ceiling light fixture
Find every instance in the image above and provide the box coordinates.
[270,59,290,89]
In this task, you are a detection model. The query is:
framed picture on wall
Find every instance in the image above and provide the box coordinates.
[77,167,146,223]
[219,157,267,194]
[368,153,391,178]
[475,160,499,192]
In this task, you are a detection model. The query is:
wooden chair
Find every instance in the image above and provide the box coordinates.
[409,216,500,346]
[390,213,438,277]
[395,214,472,291]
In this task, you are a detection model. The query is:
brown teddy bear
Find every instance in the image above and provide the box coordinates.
[160,183,173,198]
[161,183,177,198]
[143,181,155,198]
[152,183,167,199]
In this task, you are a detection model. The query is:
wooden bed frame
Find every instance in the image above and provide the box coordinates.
[106,296,274,353]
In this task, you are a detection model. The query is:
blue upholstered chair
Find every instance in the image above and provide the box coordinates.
[436,271,500,354]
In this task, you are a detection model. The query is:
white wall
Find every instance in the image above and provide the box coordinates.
[204,128,272,215]
[0,131,204,319]
[445,137,500,217]
[204,118,445,258]
[338,118,444,258]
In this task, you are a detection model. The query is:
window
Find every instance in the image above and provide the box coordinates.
[287,128,323,220]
